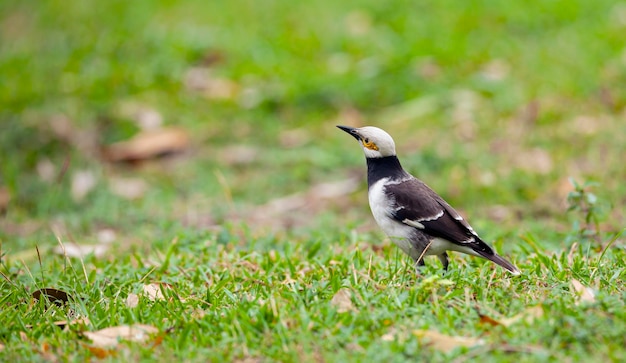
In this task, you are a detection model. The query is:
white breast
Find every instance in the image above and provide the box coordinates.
[368,178,417,257]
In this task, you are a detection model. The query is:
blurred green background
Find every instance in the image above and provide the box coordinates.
[1,0,625,251]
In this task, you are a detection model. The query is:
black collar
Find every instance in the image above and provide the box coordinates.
[366,156,407,188]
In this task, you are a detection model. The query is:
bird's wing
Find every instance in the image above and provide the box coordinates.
[385,178,494,254]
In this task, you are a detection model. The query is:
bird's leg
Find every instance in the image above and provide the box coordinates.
[413,257,426,274]
[437,252,449,272]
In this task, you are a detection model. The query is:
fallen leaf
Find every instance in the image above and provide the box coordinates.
[126,293,139,308]
[54,243,109,258]
[32,288,73,306]
[0,342,4,351]
[330,288,355,313]
[83,324,159,348]
[109,177,148,200]
[478,314,502,327]
[412,330,484,353]
[571,279,596,304]
[104,127,189,162]
[143,283,173,301]
[71,170,97,201]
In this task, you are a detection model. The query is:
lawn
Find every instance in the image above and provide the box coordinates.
[1,0,625,361]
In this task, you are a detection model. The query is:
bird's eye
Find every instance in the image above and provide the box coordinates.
[364,138,369,143]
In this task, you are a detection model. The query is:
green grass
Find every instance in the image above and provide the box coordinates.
[1,0,626,361]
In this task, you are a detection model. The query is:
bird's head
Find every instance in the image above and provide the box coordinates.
[337,125,397,158]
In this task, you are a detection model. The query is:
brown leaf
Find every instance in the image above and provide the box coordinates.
[104,127,189,162]
[32,288,73,306]
[330,288,355,313]
[126,293,139,308]
[478,313,502,327]
[83,324,158,348]
[412,330,484,353]
[142,283,173,301]
[571,279,596,304]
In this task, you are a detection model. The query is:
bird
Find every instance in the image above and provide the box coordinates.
[337,125,520,275]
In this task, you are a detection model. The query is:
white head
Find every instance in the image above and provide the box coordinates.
[337,125,397,158]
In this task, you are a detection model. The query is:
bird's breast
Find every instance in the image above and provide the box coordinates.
[368,179,416,251]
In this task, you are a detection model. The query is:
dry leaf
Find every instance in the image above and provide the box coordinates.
[126,293,139,308]
[71,170,97,201]
[54,243,109,258]
[104,127,189,162]
[109,177,148,200]
[478,314,502,327]
[571,279,596,304]
[412,330,484,353]
[330,288,355,313]
[83,324,158,348]
[142,283,173,301]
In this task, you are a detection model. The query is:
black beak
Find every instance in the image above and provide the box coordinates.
[336,125,361,141]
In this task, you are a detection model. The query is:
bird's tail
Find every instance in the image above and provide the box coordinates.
[476,251,521,275]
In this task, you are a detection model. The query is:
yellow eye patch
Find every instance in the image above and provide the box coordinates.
[362,140,379,151]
